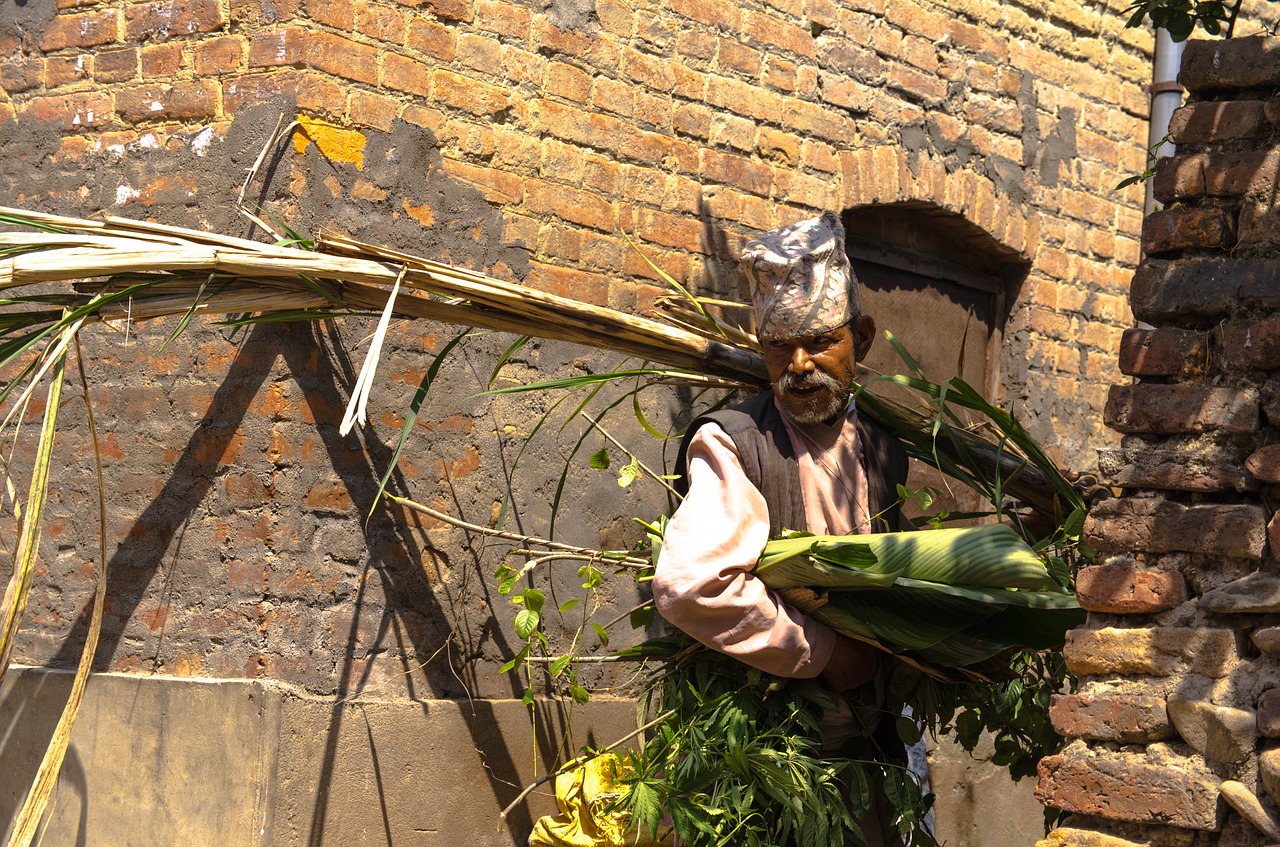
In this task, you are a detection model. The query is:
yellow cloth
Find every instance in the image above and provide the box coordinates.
[527,755,668,847]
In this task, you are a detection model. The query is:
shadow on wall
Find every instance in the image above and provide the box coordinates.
[0,99,627,842]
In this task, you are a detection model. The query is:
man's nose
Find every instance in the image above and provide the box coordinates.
[788,346,814,373]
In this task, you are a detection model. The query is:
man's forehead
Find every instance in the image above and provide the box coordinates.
[761,326,851,346]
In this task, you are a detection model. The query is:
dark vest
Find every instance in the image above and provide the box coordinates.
[674,391,909,536]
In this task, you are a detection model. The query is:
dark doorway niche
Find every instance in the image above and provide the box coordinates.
[842,201,1029,524]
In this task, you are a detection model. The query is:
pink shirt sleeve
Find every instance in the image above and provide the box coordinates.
[652,422,836,678]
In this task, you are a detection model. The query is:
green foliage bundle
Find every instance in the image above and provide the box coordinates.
[614,644,935,847]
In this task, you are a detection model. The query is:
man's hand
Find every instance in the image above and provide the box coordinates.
[819,635,878,693]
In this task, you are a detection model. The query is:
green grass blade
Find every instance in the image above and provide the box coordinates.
[487,335,532,389]
[368,330,469,520]
[158,273,213,353]
[0,340,67,685]
[7,336,109,847]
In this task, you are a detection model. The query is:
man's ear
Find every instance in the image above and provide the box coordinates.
[851,314,876,361]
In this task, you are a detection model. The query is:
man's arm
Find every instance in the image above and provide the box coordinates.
[652,423,838,678]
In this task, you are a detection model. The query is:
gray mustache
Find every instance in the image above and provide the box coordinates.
[774,370,842,393]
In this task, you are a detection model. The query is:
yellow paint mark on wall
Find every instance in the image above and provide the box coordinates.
[293,115,366,169]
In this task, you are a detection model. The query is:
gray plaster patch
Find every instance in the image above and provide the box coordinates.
[544,0,598,31]
[0,0,58,53]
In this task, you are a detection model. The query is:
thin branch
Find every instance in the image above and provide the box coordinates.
[512,550,648,570]
[577,410,681,500]
[523,655,633,664]
[499,708,676,822]
[601,600,654,632]
[386,494,646,564]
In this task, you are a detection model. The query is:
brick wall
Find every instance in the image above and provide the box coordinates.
[0,0,1170,472]
[1035,34,1280,847]
[5,0,1279,841]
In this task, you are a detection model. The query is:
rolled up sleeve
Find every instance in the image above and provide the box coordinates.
[652,423,835,678]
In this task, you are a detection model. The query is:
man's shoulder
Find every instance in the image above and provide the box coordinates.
[701,391,778,436]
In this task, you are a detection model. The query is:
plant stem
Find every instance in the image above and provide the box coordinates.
[387,494,646,565]
[577,410,681,500]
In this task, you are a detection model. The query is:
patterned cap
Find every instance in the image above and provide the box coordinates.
[740,213,860,341]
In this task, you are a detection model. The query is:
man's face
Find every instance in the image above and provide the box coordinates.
[761,315,876,426]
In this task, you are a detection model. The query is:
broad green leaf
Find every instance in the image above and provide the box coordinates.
[588,448,610,470]
[515,609,540,640]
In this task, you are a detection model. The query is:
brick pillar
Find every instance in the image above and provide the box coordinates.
[1033,35,1280,847]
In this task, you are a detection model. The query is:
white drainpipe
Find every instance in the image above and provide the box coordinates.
[1146,28,1187,217]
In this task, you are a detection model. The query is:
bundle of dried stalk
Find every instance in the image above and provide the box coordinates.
[0,206,1075,518]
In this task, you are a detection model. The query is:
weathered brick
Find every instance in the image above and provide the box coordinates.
[1064,626,1237,678]
[249,28,307,67]
[1036,744,1225,830]
[716,37,762,76]
[456,32,502,76]
[782,98,854,142]
[1105,384,1258,436]
[701,149,772,196]
[305,31,378,84]
[819,71,873,112]
[359,2,407,41]
[2,57,43,94]
[743,10,816,58]
[592,76,635,118]
[707,74,781,123]
[1084,497,1267,558]
[524,262,610,306]
[524,178,614,231]
[1169,100,1267,144]
[531,17,619,72]
[1117,328,1209,377]
[1180,35,1280,93]
[394,0,472,21]
[1220,316,1280,369]
[382,52,430,97]
[888,63,947,106]
[117,81,220,123]
[1141,207,1234,255]
[1154,149,1280,203]
[349,91,399,130]
[46,54,93,87]
[1050,693,1173,743]
[304,0,355,29]
[432,69,511,118]
[231,0,302,24]
[40,9,119,50]
[630,207,711,253]
[406,18,456,60]
[440,159,522,204]
[1246,444,1280,483]
[1098,443,1255,493]
[195,36,245,76]
[1132,258,1280,323]
[141,42,183,78]
[664,0,741,30]
[19,91,113,131]
[94,47,138,82]
[623,46,676,93]
[476,0,531,35]
[126,0,225,40]
[222,70,303,112]
[1075,564,1187,614]
[1239,197,1280,250]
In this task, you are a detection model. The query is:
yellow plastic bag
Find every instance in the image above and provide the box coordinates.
[528,754,669,847]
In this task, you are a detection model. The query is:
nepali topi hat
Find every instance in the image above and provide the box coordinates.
[740,212,861,341]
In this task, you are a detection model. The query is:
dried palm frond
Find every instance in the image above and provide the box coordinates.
[0,205,1081,527]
